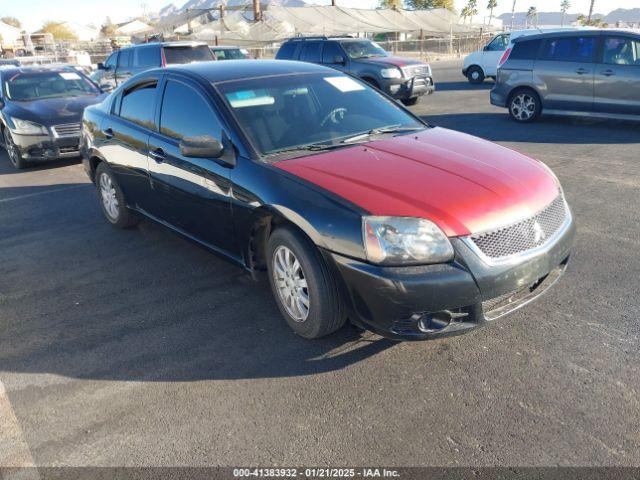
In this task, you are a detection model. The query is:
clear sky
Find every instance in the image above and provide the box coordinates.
[3,0,638,31]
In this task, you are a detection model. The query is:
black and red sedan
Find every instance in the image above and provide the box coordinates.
[80,60,574,340]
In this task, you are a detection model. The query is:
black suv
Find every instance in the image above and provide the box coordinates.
[276,36,434,105]
[94,41,215,90]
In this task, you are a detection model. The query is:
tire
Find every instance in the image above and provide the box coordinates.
[95,162,140,229]
[401,97,419,106]
[267,226,346,339]
[466,66,485,84]
[508,88,541,123]
[3,128,29,169]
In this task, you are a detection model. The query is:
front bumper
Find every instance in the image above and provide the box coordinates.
[10,132,81,161]
[324,215,576,341]
[384,75,435,100]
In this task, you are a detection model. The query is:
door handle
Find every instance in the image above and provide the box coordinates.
[600,69,615,76]
[102,128,114,139]
[575,68,589,75]
[149,148,166,163]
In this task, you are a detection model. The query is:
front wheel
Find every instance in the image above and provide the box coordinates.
[267,226,346,339]
[95,162,140,229]
[508,89,541,123]
[466,66,485,84]
[3,128,28,169]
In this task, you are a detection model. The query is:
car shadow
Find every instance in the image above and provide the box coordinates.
[0,184,396,382]
[435,81,493,91]
[0,155,81,175]
[421,112,640,145]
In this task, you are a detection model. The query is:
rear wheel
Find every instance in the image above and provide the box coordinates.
[466,66,485,84]
[95,162,140,229]
[3,128,28,169]
[267,226,346,339]
[401,97,420,106]
[508,89,541,123]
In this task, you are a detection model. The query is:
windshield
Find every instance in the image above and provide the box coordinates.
[213,48,250,60]
[217,73,424,157]
[163,45,214,65]
[340,40,388,59]
[4,71,100,101]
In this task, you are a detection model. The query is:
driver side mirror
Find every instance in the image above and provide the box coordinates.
[333,55,346,65]
[97,62,106,70]
[180,136,224,159]
[0,98,4,109]
[483,45,490,51]
[99,83,114,92]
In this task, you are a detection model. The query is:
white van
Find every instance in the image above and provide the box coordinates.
[462,28,587,84]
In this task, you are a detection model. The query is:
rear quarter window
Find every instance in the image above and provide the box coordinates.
[276,42,297,60]
[300,42,323,63]
[510,39,542,60]
[163,45,213,65]
[133,46,161,68]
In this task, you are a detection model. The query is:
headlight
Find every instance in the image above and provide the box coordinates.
[363,216,454,265]
[380,68,402,79]
[8,117,48,135]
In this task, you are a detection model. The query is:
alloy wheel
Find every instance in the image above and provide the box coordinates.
[4,130,20,167]
[272,245,310,322]
[510,93,536,121]
[99,172,120,221]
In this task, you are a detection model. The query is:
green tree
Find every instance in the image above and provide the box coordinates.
[406,0,455,11]
[560,0,570,26]
[37,21,78,41]
[379,0,403,8]
[1,16,21,28]
[487,0,498,22]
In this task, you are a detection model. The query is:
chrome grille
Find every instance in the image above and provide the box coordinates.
[52,123,81,138]
[403,65,430,78]
[470,194,567,259]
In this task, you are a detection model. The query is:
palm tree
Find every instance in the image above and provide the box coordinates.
[461,5,472,23]
[510,0,517,29]
[487,0,498,24]
[560,0,570,26]
[466,0,479,22]
[587,0,595,23]
[526,6,538,27]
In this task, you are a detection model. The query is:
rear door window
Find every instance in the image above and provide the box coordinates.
[119,82,157,128]
[540,36,596,62]
[162,45,214,65]
[322,42,344,63]
[300,42,323,63]
[601,36,640,65]
[160,80,222,140]
[133,46,161,68]
[510,39,542,60]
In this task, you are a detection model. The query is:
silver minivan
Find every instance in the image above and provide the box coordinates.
[490,30,640,122]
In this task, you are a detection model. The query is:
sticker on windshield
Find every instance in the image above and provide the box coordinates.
[59,72,81,80]
[324,76,365,93]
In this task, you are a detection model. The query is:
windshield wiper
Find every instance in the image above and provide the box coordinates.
[340,125,424,144]
[268,142,356,156]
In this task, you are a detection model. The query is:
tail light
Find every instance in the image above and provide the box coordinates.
[498,47,512,68]
[161,49,167,67]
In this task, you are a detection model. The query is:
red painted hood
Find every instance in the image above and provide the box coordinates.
[274,127,560,237]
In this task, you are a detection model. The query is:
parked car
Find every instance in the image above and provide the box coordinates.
[0,59,21,67]
[276,36,434,105]
[93,41,215,91]
[0,65,105,169]
[211,45,251,60]
[491,29,640,122]
[463,28,584,84]
[81,60,574,340]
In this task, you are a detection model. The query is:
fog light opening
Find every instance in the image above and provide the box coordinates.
[417,311,452,333]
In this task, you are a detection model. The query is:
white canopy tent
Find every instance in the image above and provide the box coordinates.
[191,6,475,46]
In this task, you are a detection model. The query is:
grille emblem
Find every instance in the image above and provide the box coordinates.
[533,221,545,243]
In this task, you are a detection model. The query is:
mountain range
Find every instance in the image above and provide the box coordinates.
[497,8,640,26]
[157,0,307,21]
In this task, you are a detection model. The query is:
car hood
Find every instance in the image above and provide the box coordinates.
[274,127,560,237]
[357,55,426,68]
[5,94,105,127]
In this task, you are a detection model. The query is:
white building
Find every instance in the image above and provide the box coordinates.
[0,21,22,47]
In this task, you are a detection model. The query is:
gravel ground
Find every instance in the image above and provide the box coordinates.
[0,60,639,468]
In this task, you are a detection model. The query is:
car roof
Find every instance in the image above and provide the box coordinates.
[122,41,208,50]
[211,45,242,49]
[164,59,335,83]
[0,64,78,76]
[283,36,357,42]
[512,28,636,43]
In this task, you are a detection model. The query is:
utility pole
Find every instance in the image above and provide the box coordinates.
[510,0,517,29]
[219,4,225,19]
[331,0,337,5]
[587,0,595,23]
[253,0,262,21]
